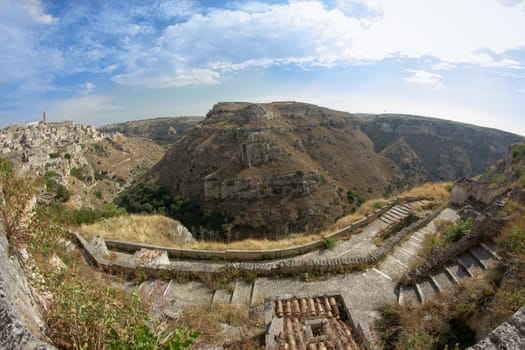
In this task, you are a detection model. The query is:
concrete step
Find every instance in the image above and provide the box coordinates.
[414,282,425,303]
[231,280,253,305]
[391,246,422,265]
[446,261,470,281]
[382,212,401,223]
[406,239,423,251]
[399,203,413,212]
[457,253,484,277]
[469,245,498,270]
[380,216,395,225]
[376,256,406,280]
[390,206,409,217]
[480,242,500,260]
[400,286,419,305]
[163,280,214,308]
[417,279,438,303]
[431,269,455,291]
[212,288,233,304]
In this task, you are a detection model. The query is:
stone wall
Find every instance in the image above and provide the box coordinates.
[0,231,56,350]
[450,177,507,207]
[467,306,525,349]
[70,200,446,280]
[104,198,423,261]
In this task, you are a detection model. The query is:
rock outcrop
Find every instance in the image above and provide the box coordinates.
[99,117,202,145]
[0,230,56,349]
[359,115,523,187]
[147,102,404,238]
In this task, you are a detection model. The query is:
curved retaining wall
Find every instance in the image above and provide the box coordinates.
[103,197,425,262]
[70,201,446,280]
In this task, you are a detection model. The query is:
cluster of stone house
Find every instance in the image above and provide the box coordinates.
[0,114,103,176]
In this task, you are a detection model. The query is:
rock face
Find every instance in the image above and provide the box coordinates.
[467,306,525,350]
[359,115,523,187]
[147,102,404,238]
[99,117,202,145]
[0,231,56,349]
[146,102,523,239]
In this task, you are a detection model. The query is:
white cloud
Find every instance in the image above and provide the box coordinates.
[404,70,443,89]
[432,62,456,71]
[22,0,55,24]
[109,0,525,87]
[83,82,95,93]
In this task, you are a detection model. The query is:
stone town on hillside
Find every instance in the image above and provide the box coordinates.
[0,113,103,176]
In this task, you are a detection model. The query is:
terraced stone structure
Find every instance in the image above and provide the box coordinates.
[265,292,362,350]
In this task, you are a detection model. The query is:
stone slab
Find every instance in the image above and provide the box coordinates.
[231,281,253,305]
[431,270,455,291]
[162,280,213,316]
[212,288,232,304]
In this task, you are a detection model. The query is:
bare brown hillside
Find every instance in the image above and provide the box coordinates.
[146,102,404,238]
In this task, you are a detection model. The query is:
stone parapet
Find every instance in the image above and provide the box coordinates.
[69,199,445,280]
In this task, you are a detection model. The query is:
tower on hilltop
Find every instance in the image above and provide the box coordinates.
[42,112,47,124]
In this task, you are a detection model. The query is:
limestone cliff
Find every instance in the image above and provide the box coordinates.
[146,102,404,238]
[359,115,523,186]
[99,117,202,145]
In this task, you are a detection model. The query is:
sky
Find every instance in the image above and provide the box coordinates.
[1,0,525,136]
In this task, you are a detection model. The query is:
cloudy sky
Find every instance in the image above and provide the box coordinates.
[1,0,525,135]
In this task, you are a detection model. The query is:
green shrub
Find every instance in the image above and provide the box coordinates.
[372,200,386,210]
[48,152,61,159]
[70,167,84,180]
[443,217,473,243]
[511,143,525,163]
[322,236,337,249]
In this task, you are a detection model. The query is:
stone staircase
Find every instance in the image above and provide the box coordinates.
[397,241,500,305]
[378,202,415,226]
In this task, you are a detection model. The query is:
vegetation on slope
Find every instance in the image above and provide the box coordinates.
[376,201,525,349]
[375,144,525,349]
[80,214,193,247]
[116,183,230,241]
[0,157,198,349]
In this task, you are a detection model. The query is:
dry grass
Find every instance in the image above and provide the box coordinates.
[79,214,193,246]
[177,303,263,348]
[398,181,451,202]
[190,233,322,250]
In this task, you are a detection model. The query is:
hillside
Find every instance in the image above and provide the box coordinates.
[144,102,523,239]
[0,120,165,208]
[99,117,202,145]
[359,114,523,186]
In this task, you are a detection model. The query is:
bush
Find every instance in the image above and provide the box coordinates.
[62,204,127,226]
[48,152,61,159]
[443,217,473,243]
[322,235,337,249]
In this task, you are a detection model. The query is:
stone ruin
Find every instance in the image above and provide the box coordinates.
[264,292,363,350]
[450,177,506,208]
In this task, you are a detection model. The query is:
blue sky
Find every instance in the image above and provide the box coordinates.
[1,0,525,135]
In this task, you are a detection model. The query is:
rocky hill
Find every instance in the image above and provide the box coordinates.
[358,114,523,187]
[144,102,523,238]
[99,117,202,145]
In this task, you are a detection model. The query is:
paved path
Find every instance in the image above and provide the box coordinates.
[139,208,489,338]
